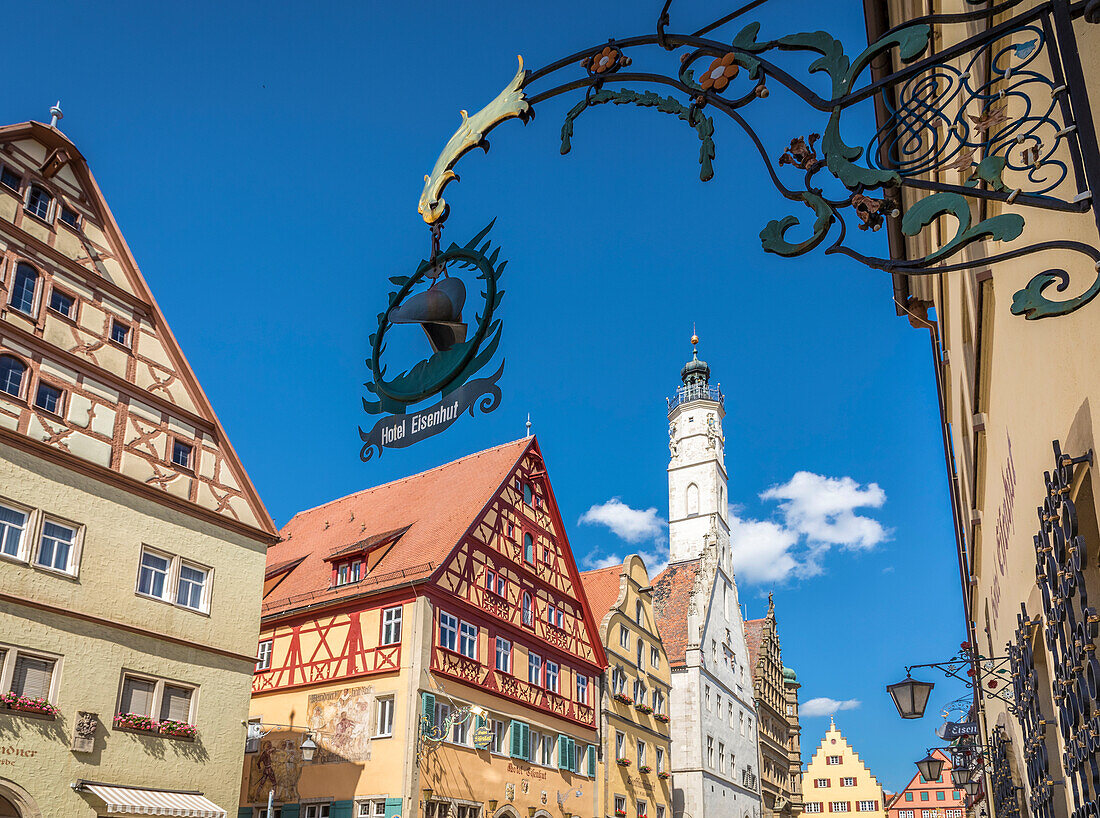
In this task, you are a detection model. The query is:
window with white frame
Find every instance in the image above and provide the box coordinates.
[653,689,665,714]
[459,621,477,659]
[439,612,458,651]
[485,568,506,596]
[452,707,469,744]
[303,806,331,818]
[118,672,195,724]
[545,661,559,693]
[898,811,914,818]
[136,547,212,613]
[635,600,644,625]
[705,685,711,709]
[382,607,402,645]
[656,746,665,773]
[814,779,829,788]
[856,802,877,812]
[576,674,589,704]
[495,637,511,673]
[805,805,822,814]
[615,730,625,759]
[0,355,27,399]
[9,265,38,317]
[547,602,563,629]
[256,640,273,671]
[921,811,937,818]
[0,646,58,702]
[435,701,451,736]
[945,810,963,818]
[707,736,714,767]
[529,652,542,686]
[636,640,644,668]
[612,667,625,694]
[490,717,506,753]
[841,777,856,787]
[0,502,30,561]
[637,740,647,766]
[830,804,850,813]
[650,646,659,668]
[358,802,387,818]
[637,800,647,818]
[619,625,629,649]
[718,741,725,773]
[0,165,20,192]
[826,755,842,765]
[540,731,556,766]
[25,185,52,221]
[614,797,626,817]
[656,807,665,818]
[376,696,395,737]
[522,592,534,627]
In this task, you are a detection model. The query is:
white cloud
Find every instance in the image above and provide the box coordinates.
[579,498,667,544]
[800,697,862,718]
[729,515,800,584]
[761,472,888,549]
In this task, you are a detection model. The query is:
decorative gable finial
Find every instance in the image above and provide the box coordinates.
[526,413,532,438]
[49,101,63,128]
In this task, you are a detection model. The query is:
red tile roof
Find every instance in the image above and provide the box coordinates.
[744,617,766,674]
[579,563,626,627]
[652,559,703,668]
[261,437,533,617]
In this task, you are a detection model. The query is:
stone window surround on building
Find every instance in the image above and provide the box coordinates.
[117,670,196,726]
[136,544,213,614]
[0,643,61,703]
[0,496,86,578]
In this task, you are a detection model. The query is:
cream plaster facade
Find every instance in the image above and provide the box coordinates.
[0,120,275,817]
[867,3,1100,818]
[802,720,886,818]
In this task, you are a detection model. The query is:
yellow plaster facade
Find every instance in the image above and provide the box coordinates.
[802,720,886,818]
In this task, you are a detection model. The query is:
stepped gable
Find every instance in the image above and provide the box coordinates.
[262,437,532,616]
[579,563,626,624]
[652,558,703,668]
[0,120,274,538]
[808,717,886,789]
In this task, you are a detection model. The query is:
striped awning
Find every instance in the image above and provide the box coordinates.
[83,783,226,817]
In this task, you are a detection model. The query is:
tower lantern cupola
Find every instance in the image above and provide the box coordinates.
[669,332,723,413]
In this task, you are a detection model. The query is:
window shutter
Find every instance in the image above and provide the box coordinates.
[510,721,524,758]
[422,692,436,728]
[159,685,192,722]
[521,723,530,760]
[588,744,596,777]
[120,676,155,717]
[569,738,577,772]
[558,734,569,768]
[476,714,486,730]
[12,655,53,700]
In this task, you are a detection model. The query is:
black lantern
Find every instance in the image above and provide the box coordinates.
[962,779,981,797]
[951,768,970,787]
[300,734,318,763]
[916,753,945,782]
[887,676,935,719]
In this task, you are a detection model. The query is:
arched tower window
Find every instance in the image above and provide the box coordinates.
[0,355,27,398]
[686,483,699,517]
[10,263,39,315]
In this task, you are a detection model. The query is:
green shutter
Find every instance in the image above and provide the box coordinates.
[329,802,354,818]
[281,807,301,818]
[588,744,596,777]
[238,810,253,818]
[422,692,436,728]
[385,799,403,818]
[476,714,487,729]
[521,723,531,760]
[558,734,568,768]
[569,738,577,772]
[511,721,530,759]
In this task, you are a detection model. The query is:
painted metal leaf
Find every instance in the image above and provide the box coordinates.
[902,191,1024,262]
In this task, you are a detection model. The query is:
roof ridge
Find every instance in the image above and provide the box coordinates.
[580,564,625,577]
[283,437,531,525]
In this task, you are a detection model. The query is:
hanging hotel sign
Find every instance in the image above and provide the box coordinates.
[473,725,493,749]
[360,221,508,461]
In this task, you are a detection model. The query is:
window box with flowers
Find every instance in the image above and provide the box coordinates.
[653,713,670,723]
[658,772,670,781]
[113,712,197,741]
[612,692,634,705]
[0,692,59,718]
[634,703,653,715]
[114,712,158,733]
[616,757,632,767]
[638,765,653,774]
[158,719,197,740]
[615,811,627,817]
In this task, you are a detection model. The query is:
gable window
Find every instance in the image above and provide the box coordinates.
[920,793,929,802]
[110,319,131,347]
[827,756,842,765]
[256,640,273,671]
[25,185,52,220]
[485,569,506,597]
[547,602,563,629]
[35,519,78,575]
[0,166,20,192]
[636,601,644,625]
[59,205,80,230]
[523,532,535,563]
[381,607,402,645]
[0,356,27,399]
[10,264,38,316]
[619,625,629,649]
[335,560,361,586]
[172,440,193,470]
[34,382,63,415]
[529,652,542,686]
[439,613,458,652]
[522,592,534,627]
[523,482,533,505]
[542,545,552,565]
[3,648,57,702]
[545,661,559,693]
[936,792,945,801]
[651,647,659,668]
[495,637,511,673]
[48,289,74,318]
[576,674,589,705]
[459,621,478,659]
[841,778,855,787]
[0,503,30,560]
[904,794,913,802]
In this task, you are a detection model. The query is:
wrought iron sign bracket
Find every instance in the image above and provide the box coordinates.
[416,0,1100,321]
[904,651,1018,713]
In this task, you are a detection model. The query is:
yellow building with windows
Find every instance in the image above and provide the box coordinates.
[581,556,673,818]
[802,719,886,818]
[0,116,277,818]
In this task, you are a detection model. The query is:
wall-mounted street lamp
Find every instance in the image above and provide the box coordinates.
[962,780,981,798]
[887,677,935,719]
[528,808,537,818]
[950,768,970,787]
[916,753,944,782]
[424,789,434,802]
[300,734,318,763]
[488,801,498,812]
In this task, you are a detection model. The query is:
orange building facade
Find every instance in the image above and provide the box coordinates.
[242,437,607,818]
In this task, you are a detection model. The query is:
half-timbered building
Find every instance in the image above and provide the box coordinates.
[0,116,277,818]
[244,436,607,818]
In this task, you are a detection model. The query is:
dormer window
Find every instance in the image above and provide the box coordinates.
[335,559,362,586]
[25,185,52,221]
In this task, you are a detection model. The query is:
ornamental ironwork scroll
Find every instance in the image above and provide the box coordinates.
[1008,604,1058,818]
[1025,440,1100,818]
[417,0,1100,320]
[990,725,1024,818]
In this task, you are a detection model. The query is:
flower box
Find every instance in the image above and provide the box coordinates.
[658,772,670,780]
[114,712,158,733]
[612,693,634,705]
[638,765,653,774]
[653,713,670,723]
[0,692,59,718]
[615,811,627,817]
[634,703,654,714]
[158,719,198,740]
[616,757,632,767]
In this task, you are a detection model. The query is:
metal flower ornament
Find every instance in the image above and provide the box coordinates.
[409,0,1100,321]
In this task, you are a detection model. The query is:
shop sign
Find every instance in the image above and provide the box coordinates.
[473,725,493,749]
[942,722,979,739]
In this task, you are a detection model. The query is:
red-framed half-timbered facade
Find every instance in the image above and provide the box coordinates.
[242,437,608,818]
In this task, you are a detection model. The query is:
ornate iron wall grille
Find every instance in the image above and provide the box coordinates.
[990,725,1024,818]
[1008,603,1058,818]
[1025,441,1099,818]
[417,0,1100,321]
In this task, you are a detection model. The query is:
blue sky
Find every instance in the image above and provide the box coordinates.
[9,0,970,791]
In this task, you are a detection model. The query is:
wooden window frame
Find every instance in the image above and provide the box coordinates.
[0,643,62,702]
[116,670,197,724]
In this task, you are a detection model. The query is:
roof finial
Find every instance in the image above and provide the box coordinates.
[525,413,532,438]
[49,101,63,129]
[691,323,699,357]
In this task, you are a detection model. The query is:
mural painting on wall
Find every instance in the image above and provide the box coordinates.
[247,733,304,803]
[308,685,375,763]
